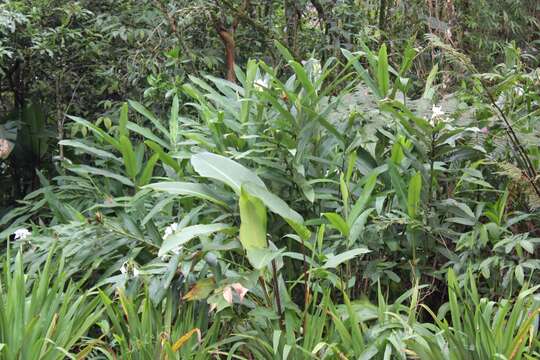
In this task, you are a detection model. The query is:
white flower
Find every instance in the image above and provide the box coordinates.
[120,262,128,275]
[14,228,31,240]
[163,222,179,238]
[132,267,140,277]
[254,76,269,91]
[431,105,444,119]
[430,105,446,126]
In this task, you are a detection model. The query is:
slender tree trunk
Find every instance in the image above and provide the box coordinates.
[217,26,236,82]
[378,0,387,33]
[215,0,251,83]
[284,0,301,56]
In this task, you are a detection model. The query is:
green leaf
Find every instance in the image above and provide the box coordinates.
[127,122,170,150]
[388,161,407,212]
[58,140,121,162]
[341,49,380,98]
[128,100,169,137]
[67,164,134,187]
[246,247,284,270]
[144,182,227,206]
[169,95,179,148]
[159,223,232,256]
[407,172,422,219]
[323,248,371,269]
[191,152,266,194]
[377,44,389,97]
[119,135,138,180]
[290,61,315,97]
[349,208,374,245]
[515,265,524,285]
[119,102,128,137]
[240,59,257,124]
[349,170,380,226]
[274,40,294,62]
[243,182,303,224]
[66,115,120,149]
[323,213,350,237]
[145,140,181,173]
[422,64,439,99]
[239,187,267,254]
[137,153,159,187]
[142,196,175,226]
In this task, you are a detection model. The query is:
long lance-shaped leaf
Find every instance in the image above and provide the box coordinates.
[159,223,232,257]
[144,182,228,207]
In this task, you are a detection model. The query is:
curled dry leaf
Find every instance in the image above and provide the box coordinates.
[0,138,13,160]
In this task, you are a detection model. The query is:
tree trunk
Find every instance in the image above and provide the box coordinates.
[378,0,387,33]
[217,26,236,82]
[284,0,301,56]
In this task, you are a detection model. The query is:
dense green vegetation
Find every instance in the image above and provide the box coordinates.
[1,1,540,358]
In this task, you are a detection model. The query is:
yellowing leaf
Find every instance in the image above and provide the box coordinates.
[172,328,201,352]
[182,278,216,301]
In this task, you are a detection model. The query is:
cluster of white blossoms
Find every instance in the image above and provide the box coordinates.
[430,104,447,126]
[120,261,140,278]
[163,222,179,238]
[14,228,31,241]
[161,222,182,260]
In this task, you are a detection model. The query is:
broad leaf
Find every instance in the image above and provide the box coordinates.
[191,152,266,194]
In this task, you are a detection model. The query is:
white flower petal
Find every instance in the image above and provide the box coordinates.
[14,228,31,240]
[164,222,179,238]
[431,105,444,119]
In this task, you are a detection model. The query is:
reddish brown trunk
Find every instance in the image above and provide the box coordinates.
[217,28,236,82]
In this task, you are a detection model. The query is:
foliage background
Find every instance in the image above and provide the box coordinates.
[1,0,540,359]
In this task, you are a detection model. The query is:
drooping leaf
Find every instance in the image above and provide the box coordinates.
[239,187,267,253]
[243,182,303,224]
[159,223,232,256]
[191,152,266,194]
